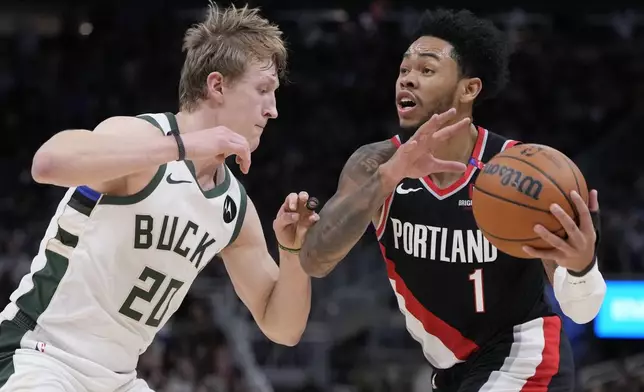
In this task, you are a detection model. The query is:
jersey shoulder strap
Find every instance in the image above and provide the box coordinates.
[135,112,178,136]
[479,128,521,163]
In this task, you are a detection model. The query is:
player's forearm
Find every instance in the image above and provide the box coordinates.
[261,251,311,346]
[300,166,399,278]
[31,130,177,187]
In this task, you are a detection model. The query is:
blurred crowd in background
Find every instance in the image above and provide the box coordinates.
[1,1,644,391]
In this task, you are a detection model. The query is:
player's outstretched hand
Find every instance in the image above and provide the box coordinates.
[523,190,600,272]
[381,108,471,182]
[181,126,252,174]
[273,192,320,252]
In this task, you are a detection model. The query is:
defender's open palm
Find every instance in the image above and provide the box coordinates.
[384,108,471,180]
[182,126,252,174]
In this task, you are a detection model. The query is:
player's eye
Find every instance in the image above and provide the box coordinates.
[423,68,434,75]
[399,67,409,75]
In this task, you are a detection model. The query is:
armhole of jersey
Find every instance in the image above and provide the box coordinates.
[501,139,521,152]
[138,114,166,135]
[375,192,395,241]
[391,135,402,148]
[227,180,248,247]
[98,114,168,206]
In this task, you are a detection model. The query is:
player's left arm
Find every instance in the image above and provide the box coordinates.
[524,190,606,325]
[219,192,318,346]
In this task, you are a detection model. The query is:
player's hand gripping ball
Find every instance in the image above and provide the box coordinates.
[472,144,599,271]
[273,192,320,251]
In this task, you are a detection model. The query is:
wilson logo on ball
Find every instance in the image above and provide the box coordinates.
[482,164,544,200]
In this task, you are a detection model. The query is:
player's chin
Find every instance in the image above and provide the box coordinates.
[249,137,261,152]
[398,117,423,130]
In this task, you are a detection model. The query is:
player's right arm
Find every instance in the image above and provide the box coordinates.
[299,141,398,278]
[300,109,471,278]
[31,116,251,193]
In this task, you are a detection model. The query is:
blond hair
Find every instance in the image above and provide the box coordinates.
[179,2,287,111]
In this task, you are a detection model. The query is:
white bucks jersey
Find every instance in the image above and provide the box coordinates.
[0,112,247,373]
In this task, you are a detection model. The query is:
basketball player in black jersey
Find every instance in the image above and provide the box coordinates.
[299,9,606,392]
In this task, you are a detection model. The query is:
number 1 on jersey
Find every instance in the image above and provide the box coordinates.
[468,269,485,313]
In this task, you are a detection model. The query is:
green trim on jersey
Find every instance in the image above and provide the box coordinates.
[0,319,27,387]
[228,181,248,246]
[99,164,167,206]
[1,250,71,386]
[184,161,231,199]
[99,114,168,206]
[164,112,178,133]
[15,250,70,325]
[137,115,165,135]
[161,112,232,198]
[55,226,79,248]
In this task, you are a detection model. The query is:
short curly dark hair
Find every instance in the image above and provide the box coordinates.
[412,9,510,101]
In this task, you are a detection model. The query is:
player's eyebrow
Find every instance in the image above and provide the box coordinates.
[262,75,279,90]
[402,51,442,61]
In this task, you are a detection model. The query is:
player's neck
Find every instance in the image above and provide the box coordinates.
[175,107,218,134]
[175,108,224,188]
[429,123,478,188]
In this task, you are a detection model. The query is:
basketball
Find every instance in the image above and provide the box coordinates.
[471,144,589,259]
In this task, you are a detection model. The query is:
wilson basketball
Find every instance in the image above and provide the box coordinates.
[471,144,588,259]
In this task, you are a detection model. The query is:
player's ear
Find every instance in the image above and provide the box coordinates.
[459,77,482,104]
[206,71,225,104]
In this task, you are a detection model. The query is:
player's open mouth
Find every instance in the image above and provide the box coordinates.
[398,99,416,111]
[396,91,418,114]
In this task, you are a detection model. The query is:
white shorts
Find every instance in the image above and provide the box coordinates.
[0,317,153,392]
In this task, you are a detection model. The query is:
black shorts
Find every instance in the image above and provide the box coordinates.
[431,316,574,392]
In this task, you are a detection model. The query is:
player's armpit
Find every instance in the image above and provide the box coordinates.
[541,259,558,285]
[300,141,397,278]
[31,116,176,191]
[220,198,310,346]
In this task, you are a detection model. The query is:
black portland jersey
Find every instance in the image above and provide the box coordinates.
[375,127,554,370]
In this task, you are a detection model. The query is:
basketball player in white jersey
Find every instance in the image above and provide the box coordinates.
[0,4,317,392]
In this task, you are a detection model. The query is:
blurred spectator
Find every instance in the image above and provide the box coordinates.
[0,3,643,391]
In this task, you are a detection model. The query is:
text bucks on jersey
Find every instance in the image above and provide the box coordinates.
[2,112,247,373]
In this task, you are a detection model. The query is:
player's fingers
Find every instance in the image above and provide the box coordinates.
[430,108,458,129]
[522,245,565,261]
[549,203,585,247]
[414,109,454,138]
[298,191,309,205]
[298,212,320,229]
[220,128,248,144]
[533,224,576,256]
[432,117,472,142]
[571,191,595,238]
[431,158,467,173]
[588,189,599,212]
[415,108,458,136]
[285,192,299,211]
[411,115,438,141]
[273,212,300,230]
[400,140,419,154]
[225,140,251,174]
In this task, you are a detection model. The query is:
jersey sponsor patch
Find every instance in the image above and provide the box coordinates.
[223,195,237,223]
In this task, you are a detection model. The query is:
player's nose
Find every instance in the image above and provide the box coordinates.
[263,104,278,119]
[399,74,418,89]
